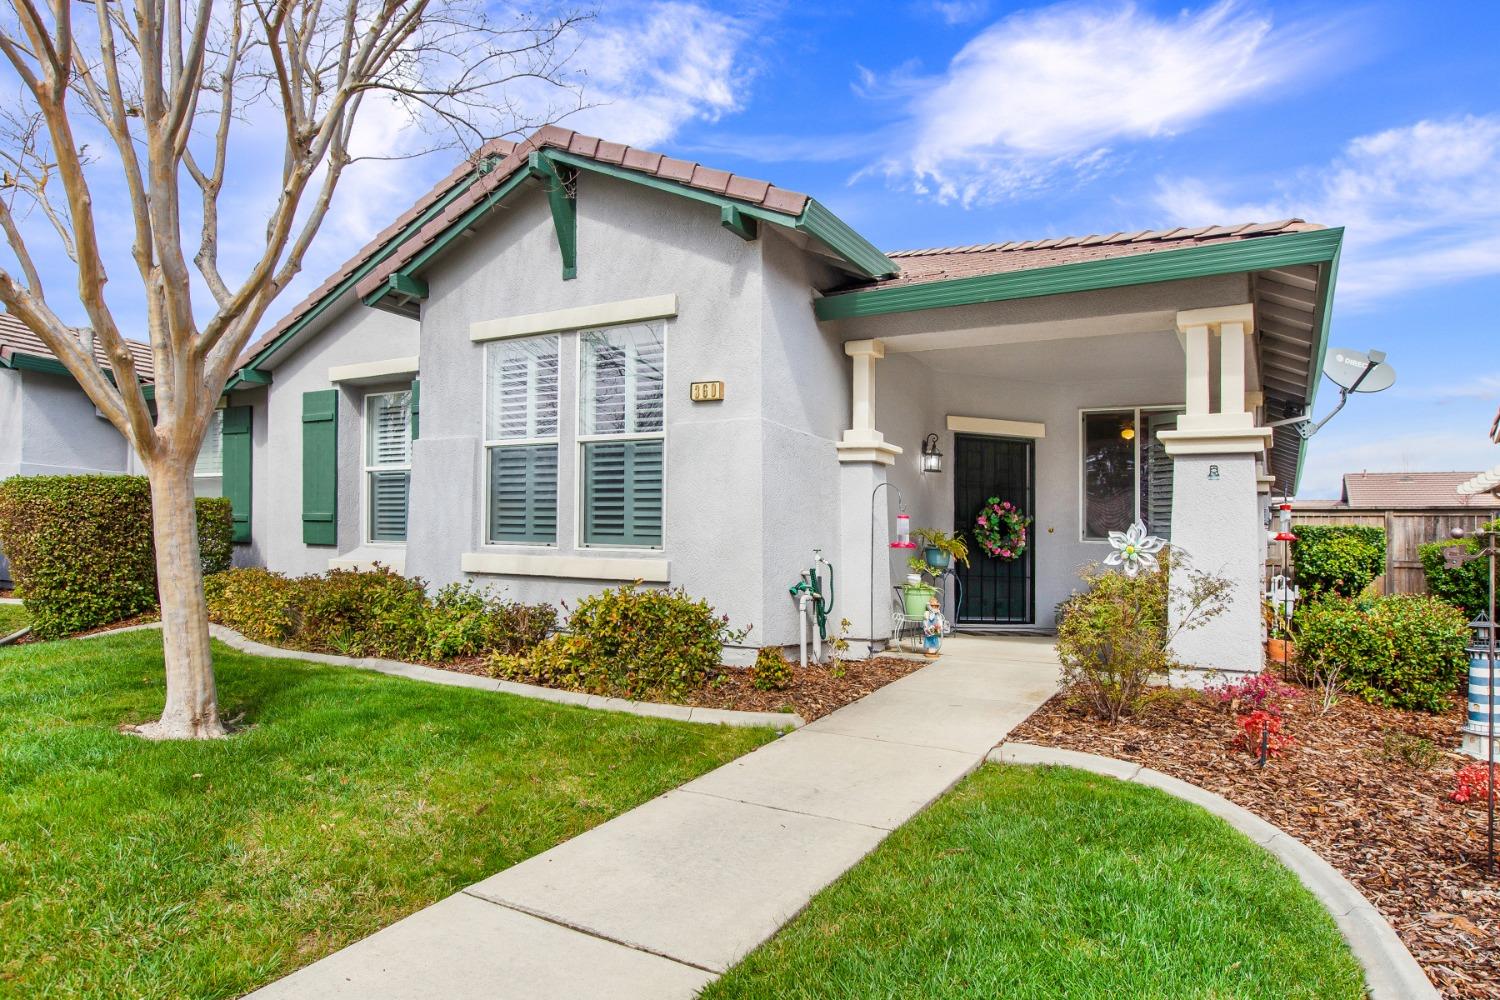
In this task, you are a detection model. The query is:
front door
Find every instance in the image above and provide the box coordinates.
[953,434,1035,626]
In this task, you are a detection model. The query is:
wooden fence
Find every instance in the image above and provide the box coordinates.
[1272,508,1498,595]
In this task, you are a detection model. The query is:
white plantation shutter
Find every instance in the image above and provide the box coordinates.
[485,336,559,544]
[580,323,665,548]
[365,390,411,542]
[194,408,225,497]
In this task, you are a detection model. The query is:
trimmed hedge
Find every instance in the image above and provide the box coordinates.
[1295,594,1470,712]
[1291,524,1386,598]
[205,566,556,662]
[1419,519,1500,617]
[0,475,234,638]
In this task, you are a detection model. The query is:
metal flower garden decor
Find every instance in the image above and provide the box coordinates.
[973,498,1031,561]
[1105,521,1166,577]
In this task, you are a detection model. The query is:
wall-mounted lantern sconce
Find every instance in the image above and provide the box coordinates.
[920,433,943,473]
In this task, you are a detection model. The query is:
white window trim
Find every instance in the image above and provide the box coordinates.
[574,320,668,552]
[363,388,412,547]
[469,293,678,343]
[481,334,561,548]
[1077,404,1183,544]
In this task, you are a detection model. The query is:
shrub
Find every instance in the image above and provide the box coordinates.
[491,584,749,701]
[1295,594,1469,712]
[1419,519,1500,617]
[751,647,794,691]
[1451,762,1494,805]
[1055,550,1230,722]
[1291,525,1386,599]
[1205,672,1299,715]
[0,474,235,637]
[205,566,555,661]
[1234,710,1292,758]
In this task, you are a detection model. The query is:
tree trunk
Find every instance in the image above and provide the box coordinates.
[135,458,226,740]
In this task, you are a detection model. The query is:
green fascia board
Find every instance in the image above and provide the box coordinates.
[1291,245,1342,493]
[543,150,896,279]
[231,157,491,381]
[814,227,1345,321]
[796,199,898,279]
[389,167,534,288]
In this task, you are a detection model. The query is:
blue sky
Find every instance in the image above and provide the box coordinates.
[8,0,1499,497]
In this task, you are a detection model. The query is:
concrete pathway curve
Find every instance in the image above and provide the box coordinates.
[247,635,1061,1000]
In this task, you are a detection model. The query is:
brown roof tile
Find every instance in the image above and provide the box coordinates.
[1338,471,1500,509]
[853,220,1321,292]
[346,128,812,305]
[0,311,155,382]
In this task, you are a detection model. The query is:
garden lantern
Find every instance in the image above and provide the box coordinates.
[1463,614,1497,761]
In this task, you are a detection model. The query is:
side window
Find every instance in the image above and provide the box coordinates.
[578,323,664,548]
[194,408,224,497]
[365,389,412,543]
[1081,407,1182,541]
[485,336,559,544]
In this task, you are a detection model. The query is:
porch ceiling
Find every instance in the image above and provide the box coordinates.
[1253,262,1330,493]
[908,329,1183,385]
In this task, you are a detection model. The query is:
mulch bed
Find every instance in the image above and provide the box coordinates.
[1010,687,1500,999]
[430,653,926,721]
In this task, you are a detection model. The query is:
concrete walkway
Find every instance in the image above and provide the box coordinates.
[247,635,1061,1000]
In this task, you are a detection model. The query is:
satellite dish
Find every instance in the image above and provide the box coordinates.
[1324,347,1396,393]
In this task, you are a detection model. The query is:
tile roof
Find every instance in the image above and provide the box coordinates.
[0,311,154,382]
[1339,471,1500,509]
[864,220,1322,289]
[238,136,520,368]
[353,125,810,302]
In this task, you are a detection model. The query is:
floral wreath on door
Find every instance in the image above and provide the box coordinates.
[973,498,1032,561]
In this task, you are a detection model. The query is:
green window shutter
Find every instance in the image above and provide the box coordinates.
[302,389,338,546]
[221,405,253,543]
[410,378,420,440]
[582,439,663,547]
[488,444,557,543]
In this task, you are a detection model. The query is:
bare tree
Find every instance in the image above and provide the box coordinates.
[0,0,584,738]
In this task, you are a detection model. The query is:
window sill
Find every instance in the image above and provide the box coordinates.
[460,552,668,583]
[330,546,406,575]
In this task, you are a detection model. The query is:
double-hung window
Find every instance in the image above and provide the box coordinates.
[485,336,559,544]
[579,323,664,548]
[365,389,412,543]
[1081,406,1182,541]
[193,408,224,498]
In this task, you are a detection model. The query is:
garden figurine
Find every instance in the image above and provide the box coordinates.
[923,596,946,658]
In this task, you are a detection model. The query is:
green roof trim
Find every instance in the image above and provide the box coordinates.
[796,199,898,280]
[227,155,495,388]
[1291,244,1342,492]
[813,227,1345,321]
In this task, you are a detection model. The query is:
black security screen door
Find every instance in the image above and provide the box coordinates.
[953,434,1035,626]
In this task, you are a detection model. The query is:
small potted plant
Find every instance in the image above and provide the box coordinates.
[1264,600,1295,664]
[913,528,969,572]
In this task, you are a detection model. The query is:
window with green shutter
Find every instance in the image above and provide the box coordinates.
[220,405,253,543]
[194,409,224,497]
[364,389,412,543]
[302,389,338,546]
[484,336,559,544]
[579,323,665,548]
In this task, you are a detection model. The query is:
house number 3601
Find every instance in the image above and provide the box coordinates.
[690,381,725,402]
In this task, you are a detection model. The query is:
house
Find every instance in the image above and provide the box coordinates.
[0,313,235,583]
[1330,471,1500,510]
[204,127,1339,678]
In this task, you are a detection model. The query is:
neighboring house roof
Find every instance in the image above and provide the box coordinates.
[871,220,1323,290]
[1339,471,1500,509]
[0,311,154,382]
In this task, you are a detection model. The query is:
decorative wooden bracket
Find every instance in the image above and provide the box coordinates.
[720,204,758,242]
[528,151,578,280]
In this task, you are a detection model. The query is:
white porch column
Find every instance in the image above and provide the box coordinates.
[1159,304,1273,684]
[837,339,902,465]
[836,339,901,655]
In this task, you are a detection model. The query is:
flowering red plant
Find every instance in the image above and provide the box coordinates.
[1207,671,1300,716]
[1450,762,1496,804]
[1234,710,1293,757]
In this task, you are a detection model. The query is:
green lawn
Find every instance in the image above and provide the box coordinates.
[0,631,775,999]
[0,603,28,636]
[706,764,1365,1000]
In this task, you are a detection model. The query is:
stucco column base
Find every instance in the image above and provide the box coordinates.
[838,459,896,658]
[1164,449,1264,686]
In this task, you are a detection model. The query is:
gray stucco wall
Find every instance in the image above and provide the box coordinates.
[405,173,775,650]
[251,292,419,576]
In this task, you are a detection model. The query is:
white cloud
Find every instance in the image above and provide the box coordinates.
[868,1,1337,205]
[1154,114,1500,306]
[925,1,990,26]
[563,2,754,149]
